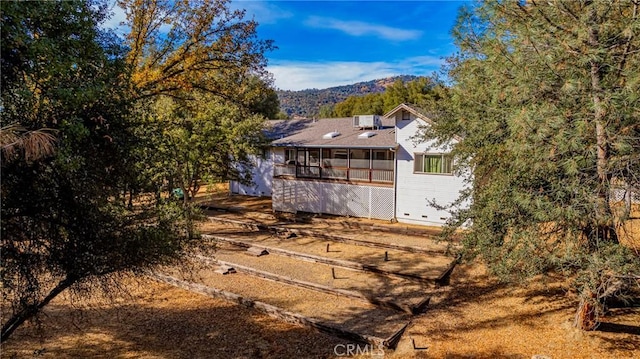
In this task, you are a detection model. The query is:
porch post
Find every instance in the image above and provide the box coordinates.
[369,149,373,182]
[347,148,351,181]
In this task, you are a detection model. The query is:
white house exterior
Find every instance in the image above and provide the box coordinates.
[230,104,468,227]
[229,152,274,196]
[387,104,467,226]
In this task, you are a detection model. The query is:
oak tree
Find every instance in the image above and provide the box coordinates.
[1,0,188,342]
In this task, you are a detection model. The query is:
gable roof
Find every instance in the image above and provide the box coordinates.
[267,117,396,149]
[384,103,464,142]
[384,103,436,125]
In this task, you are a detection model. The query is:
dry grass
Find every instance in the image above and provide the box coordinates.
[618,204,640,252]
[3,189,638,359]
[389,264,640,359]
[3,266,637,359]
[1,276,346,359]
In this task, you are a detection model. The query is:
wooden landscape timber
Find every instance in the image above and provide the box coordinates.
[202,234,454,285]
[194,254,428,314]
[213,264,236,275]
[201,205,447,238]
[246,246,270,256]
[150,272,410,349]
[207,216,452,255]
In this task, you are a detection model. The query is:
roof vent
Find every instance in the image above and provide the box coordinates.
[322,131,340,139]
[358,131,376,139]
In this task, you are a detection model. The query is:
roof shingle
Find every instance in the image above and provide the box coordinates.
[266,117,396,149]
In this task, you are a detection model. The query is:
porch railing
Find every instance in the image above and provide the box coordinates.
[274,164,393,184]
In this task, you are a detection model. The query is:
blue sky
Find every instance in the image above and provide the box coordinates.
[235,1,466,90]
[104,0,467,91]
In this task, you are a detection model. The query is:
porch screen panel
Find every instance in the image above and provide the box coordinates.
[349,149,370,168]
[372,150,394,170]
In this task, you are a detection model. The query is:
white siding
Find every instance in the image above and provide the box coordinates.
[394,114,467,226]
[229,149,276,197]
[272,178,394,220]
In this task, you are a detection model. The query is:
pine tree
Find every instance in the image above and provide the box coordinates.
[429,0,640,330]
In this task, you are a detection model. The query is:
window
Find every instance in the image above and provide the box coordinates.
[401,111,411,121]
[284,149,296,165]
[414,153,453,174]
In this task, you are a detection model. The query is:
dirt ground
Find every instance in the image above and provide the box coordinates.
[2,188,639,359]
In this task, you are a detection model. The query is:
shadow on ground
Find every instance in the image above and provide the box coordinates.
[2,279,350,359]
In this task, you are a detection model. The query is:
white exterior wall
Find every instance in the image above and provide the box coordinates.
[393,112,467,226]
[229,149,278,197]
[272,178,395,220]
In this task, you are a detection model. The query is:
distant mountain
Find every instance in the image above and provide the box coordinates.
[276,75,418,118]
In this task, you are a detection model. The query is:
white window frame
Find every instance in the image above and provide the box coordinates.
[413,153,453,175]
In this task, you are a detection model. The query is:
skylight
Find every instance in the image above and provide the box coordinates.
[322,131,340,139]
[358,131,376,139]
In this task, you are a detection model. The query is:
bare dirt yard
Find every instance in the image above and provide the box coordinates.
[2,187,639,359]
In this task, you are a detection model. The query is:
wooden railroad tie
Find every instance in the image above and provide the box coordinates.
[276,229,297,239]
[151,272,402,348]
[214,265,237,275]
[246,246,269,257]
[410,297,431,315]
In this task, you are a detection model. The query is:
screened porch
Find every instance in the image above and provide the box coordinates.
[273,147,395,184]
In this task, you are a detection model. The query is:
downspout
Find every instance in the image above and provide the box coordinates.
[391,145,398,223]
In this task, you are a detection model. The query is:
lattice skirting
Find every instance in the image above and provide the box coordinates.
[272,179,395,220]
[611,188,639,204]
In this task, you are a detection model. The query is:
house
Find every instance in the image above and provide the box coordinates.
[230,103,467,227]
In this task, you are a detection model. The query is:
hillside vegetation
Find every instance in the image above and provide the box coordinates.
[276,75,418,118]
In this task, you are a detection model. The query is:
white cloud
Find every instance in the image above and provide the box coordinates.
[304,16,422,41]
[101,1,128,33]
[269,56,444,91]
[232,0,293,24]
[100,1,171,36]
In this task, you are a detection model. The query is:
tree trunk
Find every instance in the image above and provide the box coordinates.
[588,19,618,247]
[1,277,75,342]
[575,290,599,331]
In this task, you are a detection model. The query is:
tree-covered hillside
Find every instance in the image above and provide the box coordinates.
[276,75,417,118]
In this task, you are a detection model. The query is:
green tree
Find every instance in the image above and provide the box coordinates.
[382,79,410,111]
[428,1,640,330]
[240,75,281,119]
[134,94,268,239]
[331,77,445,117]
[317,104,334,118]
[118,0,277,236]
[1,0,187,341]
